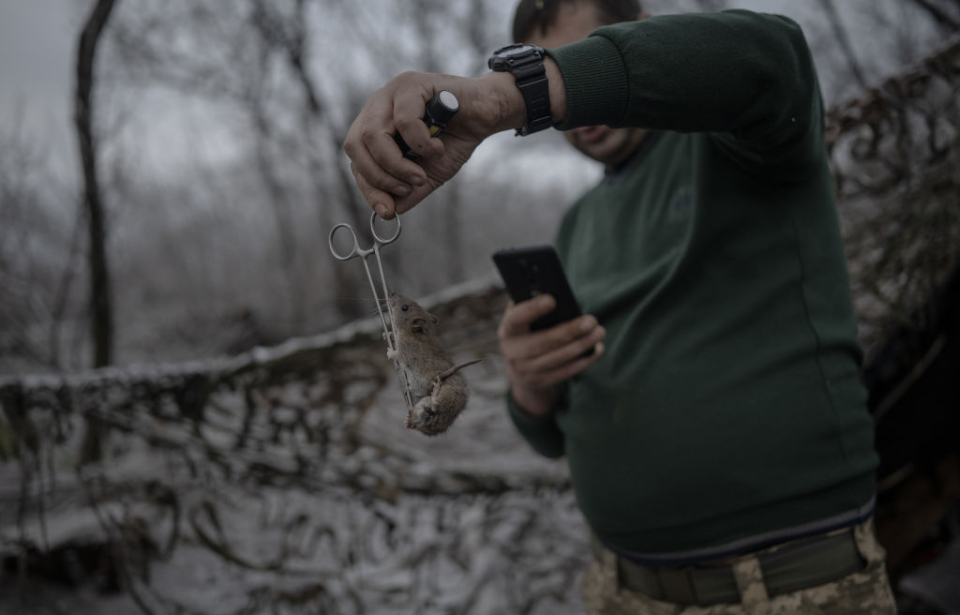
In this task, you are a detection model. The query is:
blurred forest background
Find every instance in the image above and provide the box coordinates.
[0,0,957,374]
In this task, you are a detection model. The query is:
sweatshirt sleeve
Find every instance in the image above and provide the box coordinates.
[506,386,567,459]
[545,10,824,178]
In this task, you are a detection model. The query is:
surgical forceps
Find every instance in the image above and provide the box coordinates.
[329,212,414,411]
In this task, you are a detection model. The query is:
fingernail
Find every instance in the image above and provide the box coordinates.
[395,184,411,196]
[409,175,424,186]
[539,295,554,308]
[581,317,595,332]
[377,204,389,218]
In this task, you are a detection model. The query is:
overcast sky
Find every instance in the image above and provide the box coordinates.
[0,1,81,179]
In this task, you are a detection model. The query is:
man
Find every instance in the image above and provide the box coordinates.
[344,1,897,612]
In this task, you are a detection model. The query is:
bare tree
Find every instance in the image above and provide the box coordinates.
[75,0,119,368]
[0,102,85,374]
[48,209,86,370]
[75,0,119,465]
[248,0,369,322]
[0,122,54,368]
[906,0,960,31]
[816,0,869,91]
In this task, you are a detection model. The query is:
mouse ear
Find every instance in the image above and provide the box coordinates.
[411,317,425,334]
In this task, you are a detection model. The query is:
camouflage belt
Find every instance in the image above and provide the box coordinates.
[591,528,864,606]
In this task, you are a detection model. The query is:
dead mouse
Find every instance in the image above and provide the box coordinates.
[384,292,481,436]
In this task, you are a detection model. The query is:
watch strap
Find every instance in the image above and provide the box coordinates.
[489,45,553,136]
[514,64,552,136]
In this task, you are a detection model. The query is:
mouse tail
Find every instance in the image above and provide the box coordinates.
[434,358,482,382]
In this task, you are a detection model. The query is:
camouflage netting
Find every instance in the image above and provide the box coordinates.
[1,38,959,615]
[0,281,588,614]
[829,37,960,356]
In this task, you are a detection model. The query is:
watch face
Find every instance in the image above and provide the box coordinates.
[494,44,542,59]
[501,45,535,57]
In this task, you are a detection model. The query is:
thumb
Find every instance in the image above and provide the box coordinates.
[500,295,556,337]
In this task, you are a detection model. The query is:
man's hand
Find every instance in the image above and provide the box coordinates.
[498,295,605,416]
[344,71,525,219]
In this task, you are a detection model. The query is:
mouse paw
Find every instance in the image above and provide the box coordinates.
[429,376,445,407]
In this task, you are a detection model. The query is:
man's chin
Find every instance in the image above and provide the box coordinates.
[577,125,610,145]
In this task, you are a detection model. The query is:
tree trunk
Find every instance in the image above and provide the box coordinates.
[74,0,118,465]
[75,0,118,369]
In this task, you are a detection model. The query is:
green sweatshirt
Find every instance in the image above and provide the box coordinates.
[507,10,878,557]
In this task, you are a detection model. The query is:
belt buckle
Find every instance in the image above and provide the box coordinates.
[657,565,700,605]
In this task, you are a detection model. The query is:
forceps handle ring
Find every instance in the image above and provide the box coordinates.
[328,212,401,261]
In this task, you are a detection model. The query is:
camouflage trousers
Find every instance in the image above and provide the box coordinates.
[581,520,897,615]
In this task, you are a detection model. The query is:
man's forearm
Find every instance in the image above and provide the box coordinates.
[547,11,816,144]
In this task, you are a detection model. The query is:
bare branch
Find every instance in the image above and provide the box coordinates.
[906,0,960,31]
[816,0,870,91]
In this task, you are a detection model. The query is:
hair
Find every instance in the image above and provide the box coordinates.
[512,0,642,43]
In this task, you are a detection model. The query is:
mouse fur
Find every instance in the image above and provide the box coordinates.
[385,292,481,435]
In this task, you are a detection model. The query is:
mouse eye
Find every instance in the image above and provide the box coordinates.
[401,304,409,312]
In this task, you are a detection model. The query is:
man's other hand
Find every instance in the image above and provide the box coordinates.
[498,294,605,416]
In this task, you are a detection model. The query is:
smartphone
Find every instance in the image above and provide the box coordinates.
[492,246,592,355]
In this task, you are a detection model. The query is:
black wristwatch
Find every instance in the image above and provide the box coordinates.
[488,43,553,136]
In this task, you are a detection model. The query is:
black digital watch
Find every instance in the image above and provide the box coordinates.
[488,43,553,136]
